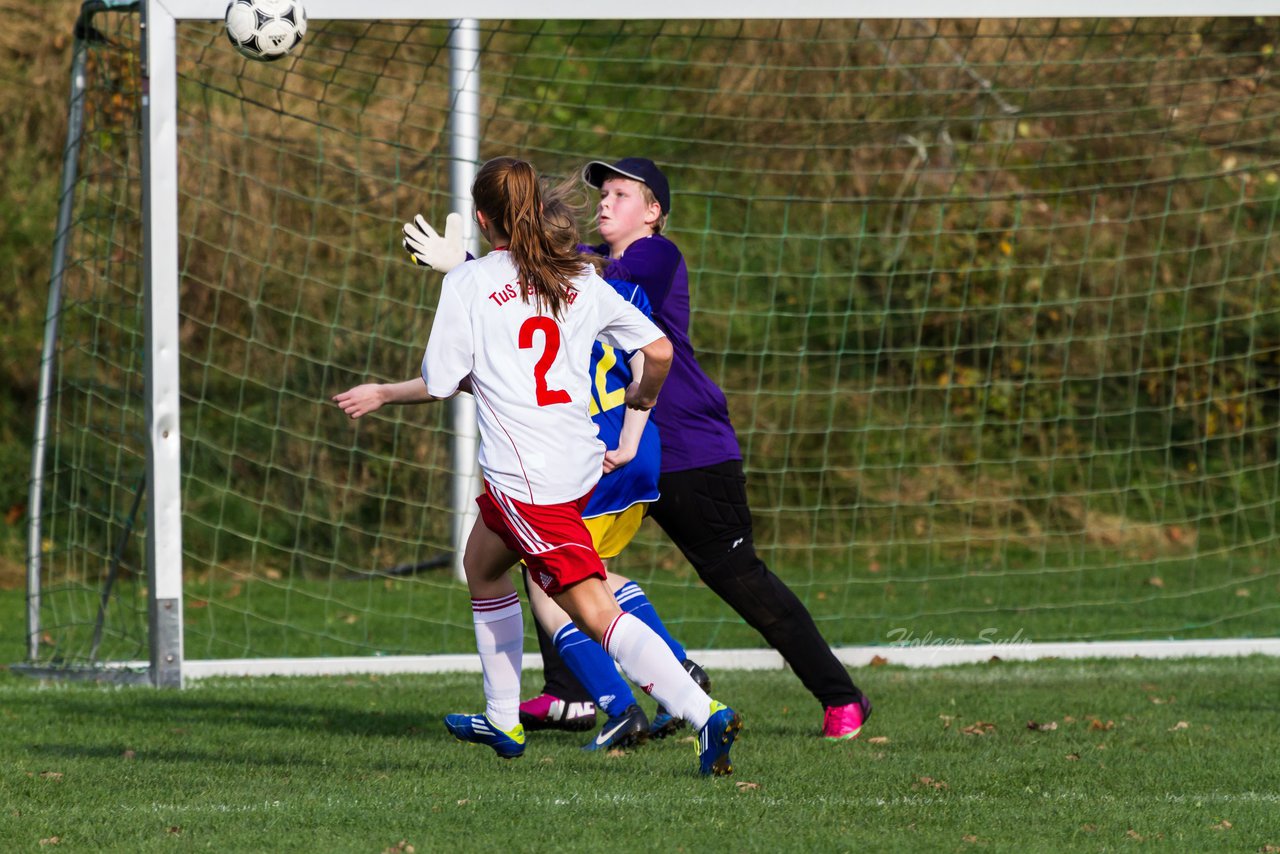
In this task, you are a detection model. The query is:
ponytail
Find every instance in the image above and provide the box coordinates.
[472,157,587,319]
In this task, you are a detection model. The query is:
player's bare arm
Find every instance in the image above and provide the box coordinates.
[603,350,651,473]
[624,336,672,411]
[332,377,438,419]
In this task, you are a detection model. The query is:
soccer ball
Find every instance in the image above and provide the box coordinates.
[225,0,307,62]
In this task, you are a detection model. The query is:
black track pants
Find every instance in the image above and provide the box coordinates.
[647,460,862,709]
[531,460,864,710]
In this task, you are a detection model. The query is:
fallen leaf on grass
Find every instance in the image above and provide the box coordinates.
[382,842,415,854]
[456,799,469,806]
[1258,845,1280,853]
[1146,576,1165,588]
[961,834,981,844]
[735,781,760,792]
[167,827,182,836]
[1148,696,1175,705]
[1026,720,1058,731]
[939,715,954,730]
[870,655,889,667]
[1065,753,1081,761]
[1168,721,1190,732]
[1212,820,1232,831]
[915,777,949,790]
[1088,718,1114,731]
[38,772,63,780]
[122,750,136,760]
[867,736,890,744]
[39,837,60,846]
[961,721,997,736]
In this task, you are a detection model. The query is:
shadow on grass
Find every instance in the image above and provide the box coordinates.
[4,689,445,741]
[21,741,425,773]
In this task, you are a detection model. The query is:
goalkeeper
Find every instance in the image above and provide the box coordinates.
[399,181,711,751]
[564,157,874,741]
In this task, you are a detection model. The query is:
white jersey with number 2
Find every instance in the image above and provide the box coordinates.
[422,250,665,505]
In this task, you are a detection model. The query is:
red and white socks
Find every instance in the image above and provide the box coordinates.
[602,612,712,730]
[471,592,523,732]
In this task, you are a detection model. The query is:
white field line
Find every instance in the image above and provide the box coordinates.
[167,638,1280,679]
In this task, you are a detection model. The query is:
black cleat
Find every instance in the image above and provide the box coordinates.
[650,659,711,739]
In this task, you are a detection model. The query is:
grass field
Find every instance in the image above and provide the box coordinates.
[16,549,1280,669]
[1,657,1278,852]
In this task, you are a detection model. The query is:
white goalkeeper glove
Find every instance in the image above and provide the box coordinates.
[402,212,465,273]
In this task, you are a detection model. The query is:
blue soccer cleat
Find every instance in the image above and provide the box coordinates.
[696,701,742,777]
[582,704,649,752]
[443,712,526,759]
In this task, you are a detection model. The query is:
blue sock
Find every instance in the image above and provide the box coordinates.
[552,624,635,716]
[613,581,687,663]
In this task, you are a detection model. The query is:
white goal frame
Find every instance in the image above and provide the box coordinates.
[44,0,1280,686]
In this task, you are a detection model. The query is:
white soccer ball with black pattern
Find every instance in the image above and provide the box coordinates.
[225,0,307,62]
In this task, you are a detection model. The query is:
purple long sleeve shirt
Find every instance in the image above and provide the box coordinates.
[589,235,742,474]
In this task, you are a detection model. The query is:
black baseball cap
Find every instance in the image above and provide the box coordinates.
[582,157,671,215]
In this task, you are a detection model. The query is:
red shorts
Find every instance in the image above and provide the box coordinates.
[476,483,605,595]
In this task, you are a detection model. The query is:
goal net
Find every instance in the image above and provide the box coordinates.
[27,0,1280,683]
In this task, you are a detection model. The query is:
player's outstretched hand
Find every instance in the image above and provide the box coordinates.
[403,212,465,273]
[333,384,385,419]
[623,381,657,412]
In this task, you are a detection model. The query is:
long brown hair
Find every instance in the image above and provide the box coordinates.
[539,176,607,274]
[472,157,586,319]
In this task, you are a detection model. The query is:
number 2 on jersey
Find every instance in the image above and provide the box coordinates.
[518,316,571,406]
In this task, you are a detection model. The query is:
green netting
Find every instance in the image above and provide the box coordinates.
[30,9,1280,669]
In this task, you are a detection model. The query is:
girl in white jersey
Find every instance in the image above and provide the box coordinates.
[334,157,740,776]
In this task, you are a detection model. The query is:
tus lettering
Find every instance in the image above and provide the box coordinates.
[488,281,579,308]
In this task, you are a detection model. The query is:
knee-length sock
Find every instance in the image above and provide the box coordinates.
[471,592,523,731]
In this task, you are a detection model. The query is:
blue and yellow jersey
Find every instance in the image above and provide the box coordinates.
[583,280,662,519]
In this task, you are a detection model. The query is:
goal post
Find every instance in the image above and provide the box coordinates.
[25,0,1280,686]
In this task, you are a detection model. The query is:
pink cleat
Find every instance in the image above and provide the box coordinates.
[518,693,596,732]
[822,695,873,740]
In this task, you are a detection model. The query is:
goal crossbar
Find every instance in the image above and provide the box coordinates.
[156,0,1280,21]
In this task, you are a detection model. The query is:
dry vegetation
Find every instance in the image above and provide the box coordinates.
[0,0,83,578]
[10,9,1280,581]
